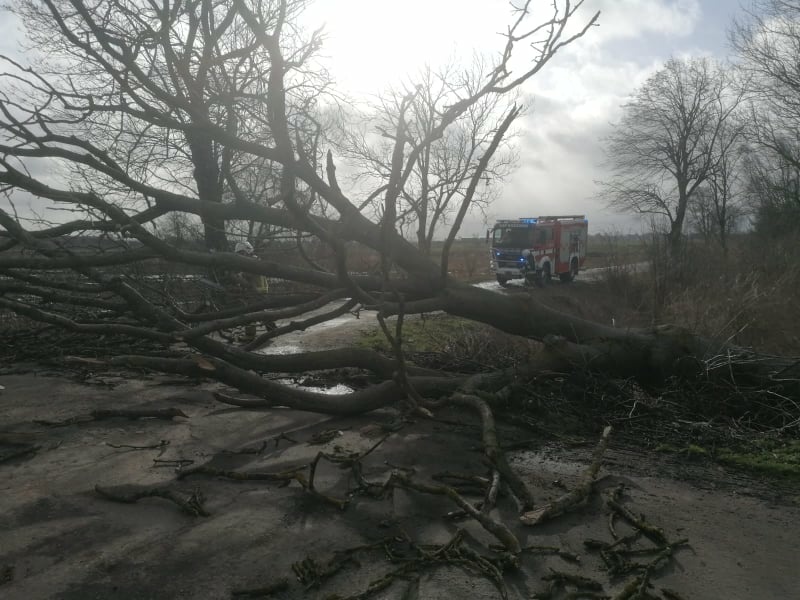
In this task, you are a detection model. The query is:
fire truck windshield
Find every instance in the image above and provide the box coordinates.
[492,226,533,247]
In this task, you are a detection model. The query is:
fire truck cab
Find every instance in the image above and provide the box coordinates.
[488,215,588,287]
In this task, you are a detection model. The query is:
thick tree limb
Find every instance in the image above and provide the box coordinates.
[451,392,536,511]
[520,426,612,526]
[113,354,463,416]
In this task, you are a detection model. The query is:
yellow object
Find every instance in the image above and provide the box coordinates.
[255,275,269,294]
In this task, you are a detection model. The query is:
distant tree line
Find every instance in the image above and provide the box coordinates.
[602,0,800,254]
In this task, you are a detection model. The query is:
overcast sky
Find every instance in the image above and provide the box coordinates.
[305,0,747,235]
[0,1,747,235]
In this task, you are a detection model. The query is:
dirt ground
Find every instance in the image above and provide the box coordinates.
[2,367,799,600]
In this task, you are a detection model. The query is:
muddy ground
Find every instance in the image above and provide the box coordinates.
[1,277,799,600]
[2,370,798,600]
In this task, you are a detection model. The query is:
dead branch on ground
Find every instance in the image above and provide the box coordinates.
[532,568,606,600]
[177,459,349,510]
[604,486,667,546]
[451,392,536,511]
[94,484,209,516]
[386,470,521,554]
[521,426,613,526]
[106,440,170,452]
[296,529,512,600]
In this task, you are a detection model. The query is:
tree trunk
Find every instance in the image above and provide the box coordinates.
[187,132,228,253]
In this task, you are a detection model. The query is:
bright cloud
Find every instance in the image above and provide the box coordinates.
[591,0,701,42]
[306,1,703,94]
[0,1,733,233]
[301,1,719,233]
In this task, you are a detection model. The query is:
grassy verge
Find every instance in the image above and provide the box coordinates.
[356,313,482,353]
[352,234,800,486]
[357,313,537,373]
[716,440,800,480]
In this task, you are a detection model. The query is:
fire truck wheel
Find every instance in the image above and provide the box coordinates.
[496,274,510,287]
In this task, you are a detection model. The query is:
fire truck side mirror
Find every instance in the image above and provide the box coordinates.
[485,230,490,244]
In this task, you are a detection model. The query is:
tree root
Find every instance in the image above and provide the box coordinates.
[94,484,208,516]
[35,408,188,427]
[521,426,612,526]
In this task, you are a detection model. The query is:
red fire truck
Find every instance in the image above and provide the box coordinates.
[488,215,588,287]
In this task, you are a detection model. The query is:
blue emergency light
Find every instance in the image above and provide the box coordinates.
[519,218,538,224]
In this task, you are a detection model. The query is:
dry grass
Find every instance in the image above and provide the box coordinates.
[358,312,537,373]
[596,232,800,355]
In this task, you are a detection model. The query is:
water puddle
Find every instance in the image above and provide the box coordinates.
[261,343,303,355]
[276,377,353,395]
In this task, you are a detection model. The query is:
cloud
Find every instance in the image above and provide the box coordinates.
[305,1,701,95]
[307,1,711,236]
[486,48,665,233]
[590,0,702,43]
[0,0,720,237]
[0,13,22,56]
[479,1,713,235]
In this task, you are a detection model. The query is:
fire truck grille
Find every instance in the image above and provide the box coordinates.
[496,251,523,269]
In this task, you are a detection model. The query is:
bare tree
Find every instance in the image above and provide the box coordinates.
[343,62,519,256]
[741,143,800,235]
[3,0,329,252]
[602,57,744,256]
[688,117,748,253]
[731,0,800,234]
[0,0,620,410]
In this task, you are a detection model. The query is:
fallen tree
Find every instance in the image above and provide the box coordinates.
[0,0,797,564]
